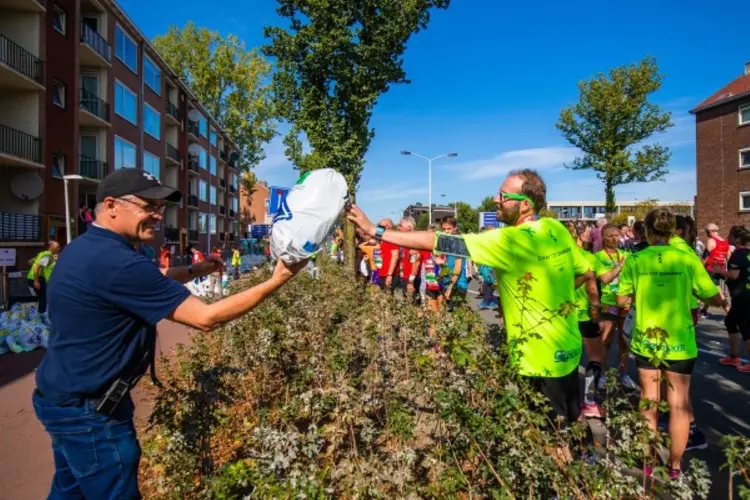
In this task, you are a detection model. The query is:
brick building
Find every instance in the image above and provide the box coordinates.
[238,179,272,237]
[0,0,241,264]
[691,62,750,234]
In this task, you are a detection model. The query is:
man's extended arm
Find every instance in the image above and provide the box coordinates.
[347,205,436,250]
[162,259,222,283]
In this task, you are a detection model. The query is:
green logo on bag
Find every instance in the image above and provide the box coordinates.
[295,171,311,185]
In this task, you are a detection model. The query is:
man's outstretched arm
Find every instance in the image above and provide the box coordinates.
[347,205,436,251]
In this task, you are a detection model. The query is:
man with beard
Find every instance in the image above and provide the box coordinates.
[347,169,598,427]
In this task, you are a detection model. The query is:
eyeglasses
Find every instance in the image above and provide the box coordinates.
[499,191,535,207]
[117,197,167,215]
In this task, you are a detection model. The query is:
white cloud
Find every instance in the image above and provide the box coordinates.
[358,183,428,202]
[449,147,580,181]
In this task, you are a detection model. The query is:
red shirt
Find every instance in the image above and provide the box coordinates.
[378,241,400,278]
[192,250,205,265]
[400,249,431,280]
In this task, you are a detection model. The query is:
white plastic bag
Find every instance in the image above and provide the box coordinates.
[270,169,348,264]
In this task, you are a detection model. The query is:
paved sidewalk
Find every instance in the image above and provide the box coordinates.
[0,320,195,500]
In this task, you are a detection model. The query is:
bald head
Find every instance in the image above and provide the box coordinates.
[48,240,61,254]
[378,218,394,229]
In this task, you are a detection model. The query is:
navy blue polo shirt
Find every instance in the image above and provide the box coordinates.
[36,225,191,403]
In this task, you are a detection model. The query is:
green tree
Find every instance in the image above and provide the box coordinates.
[154,22,276,169]
[537,208,558,219]
[454,202,478,234]
[556,57,673,215]
[264,0,450,270]
[477,195,498,214]
[416,212,430,230]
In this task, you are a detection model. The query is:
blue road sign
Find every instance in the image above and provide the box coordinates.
[268,186,290,215]
[479,211,502,228]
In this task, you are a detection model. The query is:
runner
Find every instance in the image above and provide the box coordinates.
[595,224,638,391]
[422,226,443,336]
[712,226,750,372]
[358,236,379,285]
[566,221,605,418]
[159,243,172,270]
[27,241,61,314]
[397,217,428,304]
[702,222,730,315]
[477,227,498,310]
[439,216,468,311]
[231,244,241,280]
[376,218,399,292]
[616,207,725,478]
[630,221,649,253]
[346,169,598,430]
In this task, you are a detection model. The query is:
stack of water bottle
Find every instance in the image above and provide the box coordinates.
[0,302,51,355]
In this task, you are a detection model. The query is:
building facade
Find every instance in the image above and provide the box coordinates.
[0,0,241,264]
[547,201,694,221]
[402,203,457,224]
[238,179,272,237]
[691,62,750,233]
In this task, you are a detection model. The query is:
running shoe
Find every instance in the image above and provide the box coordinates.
[686,427,708,451]
[737,364,750,373]
[669,468,681,480]
[719,356,742,367]
[619,373,640,392]
[597,375,607,391]
[581,401,606,419]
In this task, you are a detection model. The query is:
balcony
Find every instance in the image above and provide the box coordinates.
[0,123,43,168]
[228,208,236,218]
[165,100,179,125]
[187,120,199,141]
[219,150,227,163]
[0,0,46,12]
[229,184,236,195]
[79,88,110,126]
[219,205,225,216]
[187,194,199,209]
[165,227,179,242]
[166,143,180,165]
[188,229,199,242]
[0,33,44,90]
[79,155,107,180]
[219,178,226,189]
[187,154,200,175]
[0,212,41,242]
[79,21,111,67]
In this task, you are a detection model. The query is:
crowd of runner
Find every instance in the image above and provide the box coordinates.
[340,168,749,480]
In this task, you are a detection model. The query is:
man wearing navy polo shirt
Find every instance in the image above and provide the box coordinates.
[34,169,306,499]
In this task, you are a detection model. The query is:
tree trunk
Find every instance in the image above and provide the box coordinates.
[343,219,357,275]
[605,178,617,217]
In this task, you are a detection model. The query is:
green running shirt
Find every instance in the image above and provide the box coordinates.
[668,236,700,309]
[594,249,629,306]
[463,218,590,377]
[617,245,718,361]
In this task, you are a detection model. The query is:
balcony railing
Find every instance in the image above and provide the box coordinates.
[187,194,199,207]
[187,119,199,137]
[0,33,44,83]
[79,155,107,180]
[188,229,199,241]
[228,208,236,218]
[165,227,179,242]
[187,154,200,174]
[219,205,225,216]
[165,100,179,122]
[79,88,110,122]
[219,150,227,162]
[0,212,41,242]
[229,185,236,194]
[0,123,42,164]
[219,178,226,189]
[166,143,180,163]
[79,21,111,62]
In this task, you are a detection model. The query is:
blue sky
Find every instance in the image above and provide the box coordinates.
[120,0,747,220]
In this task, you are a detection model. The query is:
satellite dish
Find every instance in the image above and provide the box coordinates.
[10,172,44,200]
[188,109,202,121]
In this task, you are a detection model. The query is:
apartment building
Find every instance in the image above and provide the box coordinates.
[238,180,272,235]
[691,62,750,233]
[0,0,241,264]
[547,201,694,221]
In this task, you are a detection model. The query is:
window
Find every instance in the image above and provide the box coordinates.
[144,56,160,95]
[114,80,137,125]
[51,153,65,179]
[741,192,750,212]
[143,151,160,180]
[740,105,750,126]
[114,136,136,170]
[143,103,160,140]
[115,24,138,73]
[52,5,66,35]
[210,186,216,205]
[199,147,207,169]
[199,213,207,233]
[199,180,207,202]
[199,115,207,137]
[232,197,238,212]
[52,80,66,108]
[741,148,750,169]
[210,156,216,175]
[210,130,217,147]
[209,214,216,234]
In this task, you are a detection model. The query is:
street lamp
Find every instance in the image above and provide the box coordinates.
[63,174,83,244]
[441,194,457,217]
[401,150,458,224]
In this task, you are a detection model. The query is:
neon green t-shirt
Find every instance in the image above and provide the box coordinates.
[594,249,629,306]
[617,245,718,361]
[463,218,590,377]
[574,248,597,322]
[668,236,700,309]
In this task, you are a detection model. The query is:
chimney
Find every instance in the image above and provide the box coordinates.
[746,61,750,75]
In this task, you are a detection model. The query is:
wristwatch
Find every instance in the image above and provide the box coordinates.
[375,224,386,242]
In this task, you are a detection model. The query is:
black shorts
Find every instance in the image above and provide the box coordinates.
[634,354,696,374]
[725,295,750,341]
[579,321,600,339]
[528,368,581,426]
[425,289,440,300]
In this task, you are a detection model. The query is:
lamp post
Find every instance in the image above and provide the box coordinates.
[400,151,458,224]
[63,174,83,244]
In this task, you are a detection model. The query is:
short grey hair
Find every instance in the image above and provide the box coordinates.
[399,216,416,229]
[94,202,106,217]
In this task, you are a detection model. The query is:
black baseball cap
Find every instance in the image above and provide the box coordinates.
[96,168,181,203]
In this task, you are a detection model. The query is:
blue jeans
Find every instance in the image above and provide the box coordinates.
[32,390,141,499]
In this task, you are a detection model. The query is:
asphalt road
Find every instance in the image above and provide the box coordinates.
[467,284,749,499]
